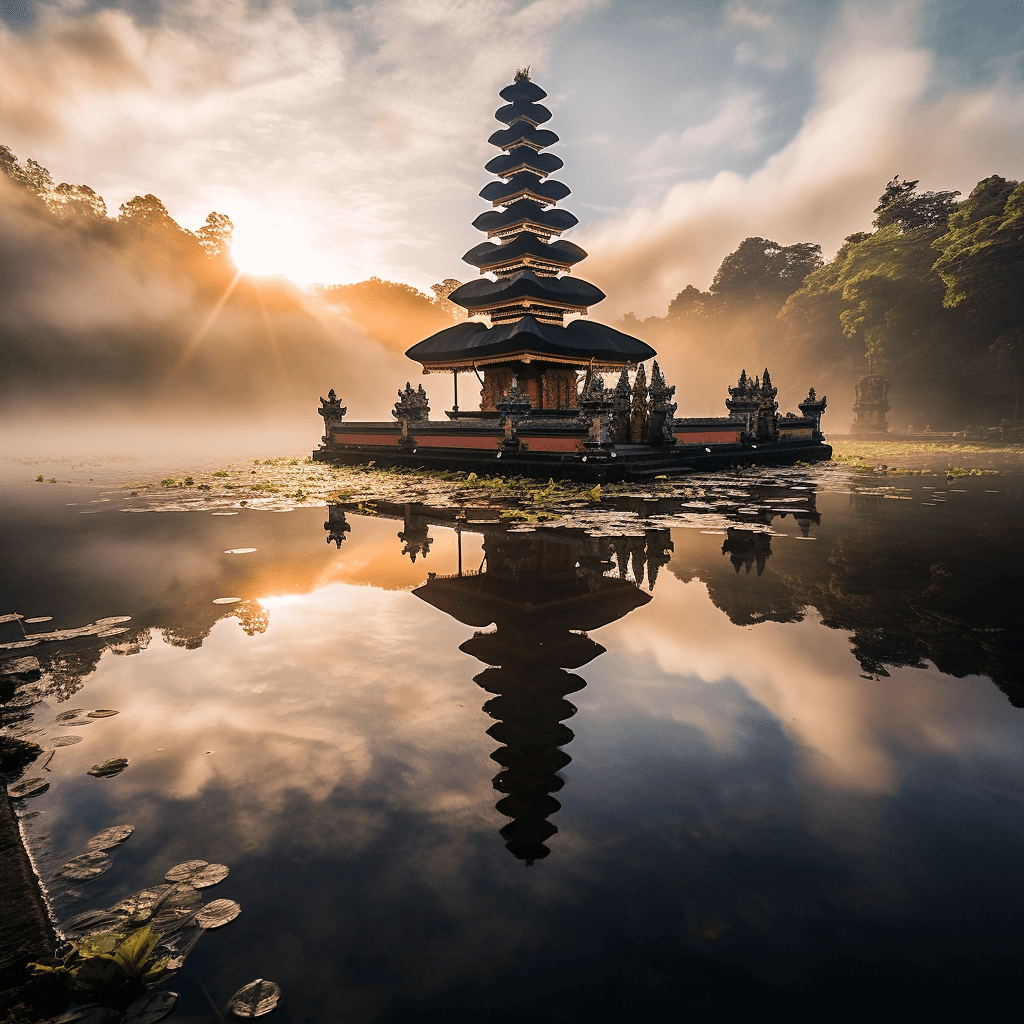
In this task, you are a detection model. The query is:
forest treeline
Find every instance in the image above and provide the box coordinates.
[2,139,1021,427]
[0,144,458,417]
[619,175,1024,427]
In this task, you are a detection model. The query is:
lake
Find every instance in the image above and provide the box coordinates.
[2,463,1023,1023]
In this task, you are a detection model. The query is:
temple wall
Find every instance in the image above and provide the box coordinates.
[673,429,743,444]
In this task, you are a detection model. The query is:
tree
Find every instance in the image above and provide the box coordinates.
[873,175,960,233]
[710,236,823,306]
[118,194,179,231]
[52,183,107,221]
[197,211,233,258]
[667,284,711,320]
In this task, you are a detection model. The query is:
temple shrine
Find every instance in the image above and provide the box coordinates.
[314,72,831,481]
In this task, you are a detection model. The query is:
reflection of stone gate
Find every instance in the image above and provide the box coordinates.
[852,374,890,434]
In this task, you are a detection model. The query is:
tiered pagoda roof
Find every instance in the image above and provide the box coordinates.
[406,74,655,372]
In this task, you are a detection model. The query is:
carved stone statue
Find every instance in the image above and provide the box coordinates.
[752,367,779,442]
[852,374,889,433]
[318,389,348,445]
[393,382,431,423]
[611,368,632,443]
[648,360,677,445]
[629,363,650,443]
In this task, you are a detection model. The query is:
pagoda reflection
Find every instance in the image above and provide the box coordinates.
[412,524,671,863]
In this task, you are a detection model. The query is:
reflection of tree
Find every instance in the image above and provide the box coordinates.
[668,486,1024,704]
[413,526,671,862]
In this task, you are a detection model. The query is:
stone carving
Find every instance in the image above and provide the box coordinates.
[611,368,632,443]
[852,374,889,434]
[324,507,351,548]
[798,387,828,436]
[648,360,677,445]
[629,363,650,443]
[318,389,348,445]
[579,369,612,446]
[496,374,533,415]
[752,367,779,442]
[393,382,431,423]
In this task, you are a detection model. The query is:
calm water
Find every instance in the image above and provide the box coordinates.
[2,471,1024,1023]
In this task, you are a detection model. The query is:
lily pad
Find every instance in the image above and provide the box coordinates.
[47,1005,115,1024]
[60,720,93,727]
[55,709,86,722]
[0,640,40,649]
[50,734,84,747]
[196,898,241,929]
[123,990,178,1024]
[229,979,281,1018]
[9,777,49,799]
[88,758,129,779]
[94,616,132,626]
[212,597,242,605]
[87,709,119,718]
[150,883,202,934]
[23,616,52,624]
[114,886,171,924]
[87,824,134,850]
[164,860,229,888]
[59,851,112,880]
[97,628,130,637]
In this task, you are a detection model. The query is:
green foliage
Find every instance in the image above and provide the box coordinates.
[932,176,1024,367]
[196,211,233,257]
[873,175,960,233]
[711,237,823,306]
[29,925,174,999]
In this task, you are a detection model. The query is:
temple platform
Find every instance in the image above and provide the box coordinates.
[312,435,832,483]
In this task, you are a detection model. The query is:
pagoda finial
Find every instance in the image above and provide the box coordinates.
[514,65,531,82]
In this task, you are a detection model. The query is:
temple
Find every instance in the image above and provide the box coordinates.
[313,71,832,481]
[405,71,656,414]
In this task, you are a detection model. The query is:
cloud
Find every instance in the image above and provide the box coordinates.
[0,0,603,288]
[578,1,1024,318]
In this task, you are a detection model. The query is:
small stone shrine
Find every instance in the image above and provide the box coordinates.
[313,72,832,481]
[852,374,890,434]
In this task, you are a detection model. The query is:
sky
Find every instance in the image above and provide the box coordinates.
[1,0,1023,317]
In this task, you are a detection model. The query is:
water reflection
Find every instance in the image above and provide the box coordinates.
[411,525,671,862]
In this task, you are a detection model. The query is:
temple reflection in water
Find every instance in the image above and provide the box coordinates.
[325,504,672,862]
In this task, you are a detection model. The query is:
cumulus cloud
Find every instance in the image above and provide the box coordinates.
[0,0,602,288]
[579,1,1024,318]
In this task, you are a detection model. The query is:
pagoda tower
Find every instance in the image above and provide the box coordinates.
[406,70,656,413]
[412,526,670,863]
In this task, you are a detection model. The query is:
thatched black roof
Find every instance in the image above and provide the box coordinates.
[479,173,570,206]
[499,79,547,103]
[495,100,552,126]
[485,148,564,178]
[405,315,656,369]
[472,198,577,236]
[449,271,604,311]
[462,234,587,272]
[488,123,559,151]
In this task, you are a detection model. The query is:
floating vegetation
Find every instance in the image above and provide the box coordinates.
[196,898,241,929]
[95,617,132,626]
[164,859,229,888]
[88,758,130,779]
[59,851,113,880]
[212,597,242,605]
[24,616,53,624]
[61,908,132,939]
[97,627,131,637]
[121,989,178,1023]
[88,709,120,718]
[229,979,281,1019]
[9,776,49,798]
[87,825,135,851]
[50,734,84,747]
